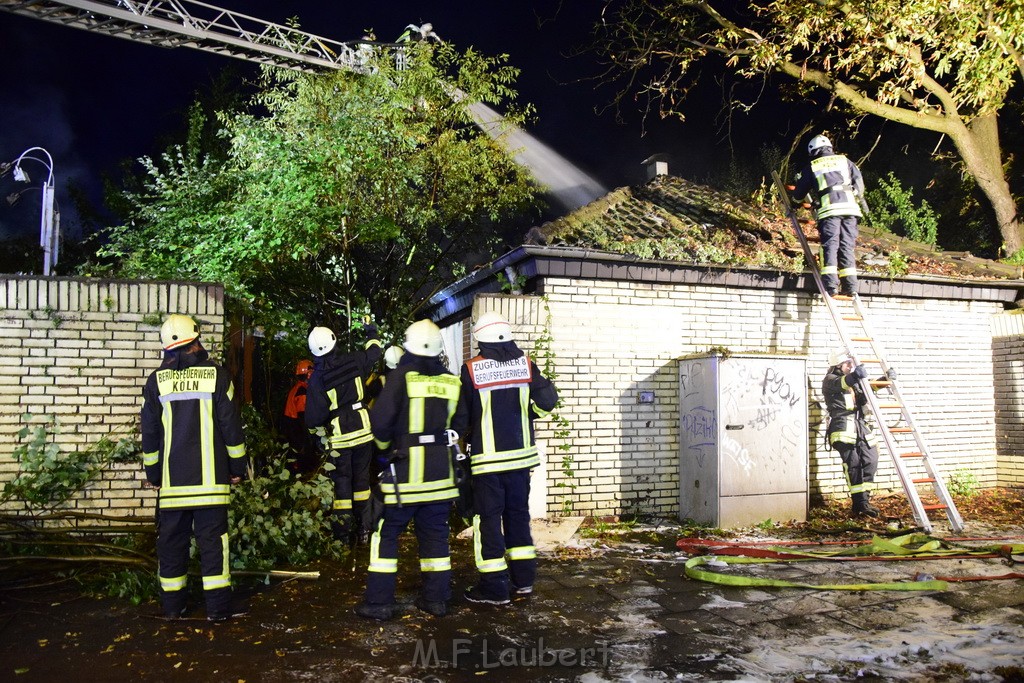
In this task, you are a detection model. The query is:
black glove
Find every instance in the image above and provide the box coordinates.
[363,324,379,338]
[885,368,898,381]
[848,364,869,382]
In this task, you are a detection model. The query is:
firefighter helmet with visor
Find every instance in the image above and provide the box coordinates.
[160,314,200,350]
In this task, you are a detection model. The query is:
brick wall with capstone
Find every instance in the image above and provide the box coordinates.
[992,312,1024,487]
[0,277,226,519]
[468,286,1003,519]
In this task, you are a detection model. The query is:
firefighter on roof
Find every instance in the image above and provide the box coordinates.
[141,314,248,622]
[455,311,559,605]
[792,134,868,297]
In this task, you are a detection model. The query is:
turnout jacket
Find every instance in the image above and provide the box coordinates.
[821,366,877,448]
[305,329,382,450]
[141,346,247,510]
[793,152,865,220]
[370,354,466,505]
[455,341,558,475]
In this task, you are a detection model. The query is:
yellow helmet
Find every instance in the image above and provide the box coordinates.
[160,314,200,350]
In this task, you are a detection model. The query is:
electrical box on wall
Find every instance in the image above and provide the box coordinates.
[678,353,808,527]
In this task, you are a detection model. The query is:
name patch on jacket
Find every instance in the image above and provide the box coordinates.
[156,367,218,395]
[407,372,461,400]
[467,356,532,389]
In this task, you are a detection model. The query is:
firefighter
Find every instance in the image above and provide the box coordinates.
[282,359,317,474]
[356,319,465,620]
[455,311,558,605]
[822,349,880,518]
[304,324,382,544]
[792,135,868,296]
[140,314,248,621]
[365,345,405,407]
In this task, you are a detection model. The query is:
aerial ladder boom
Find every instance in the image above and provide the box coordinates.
[0,0,381,73]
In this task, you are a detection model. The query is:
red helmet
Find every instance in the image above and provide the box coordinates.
[294,359,314,378]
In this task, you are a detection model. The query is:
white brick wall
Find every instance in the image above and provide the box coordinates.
[467,284,1005,518]
[992,312,1024,486]
[0,277,226,519]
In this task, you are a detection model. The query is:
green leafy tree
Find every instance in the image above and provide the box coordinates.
[865,172,939,245]
[97,41,538,336]
[596,0,1023,253]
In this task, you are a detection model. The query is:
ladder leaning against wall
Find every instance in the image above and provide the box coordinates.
[771,171,964,534]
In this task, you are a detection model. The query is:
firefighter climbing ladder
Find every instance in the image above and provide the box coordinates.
[771,171,963,534]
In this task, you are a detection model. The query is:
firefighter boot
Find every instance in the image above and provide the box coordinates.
[331,511,354,543]
[851,492,880,518]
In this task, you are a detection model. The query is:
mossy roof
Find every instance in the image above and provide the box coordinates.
[524,175,1020,281]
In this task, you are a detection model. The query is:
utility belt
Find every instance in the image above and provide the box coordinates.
[397,431,448,448]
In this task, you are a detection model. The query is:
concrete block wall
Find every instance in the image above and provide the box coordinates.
[992,312,1024,486]
[0,277,226,518]
[473,283,1003,518]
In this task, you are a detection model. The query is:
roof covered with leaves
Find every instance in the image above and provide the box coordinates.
[524,175,1021,281]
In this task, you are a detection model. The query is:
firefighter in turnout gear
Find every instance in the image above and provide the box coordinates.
[356,319,466,620]
[792,135,868,296]
[305,324,382,544]
[455,311,558,605]
[282,359,317,474]
[141,314,248,621]
[822,349,881,518]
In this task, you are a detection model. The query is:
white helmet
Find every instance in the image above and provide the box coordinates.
[829,348,852,367]
[383,345,405,369]
[160,314,200,350]
[807,135,832,154]
[473,311,513,343]
[308,326,337,357]
[404,319,442,357]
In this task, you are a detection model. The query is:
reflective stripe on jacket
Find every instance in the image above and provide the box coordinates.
[305,333,382,449]
[821,367,877,448]
[369,356,464,506]
[456,344,558,475]
[140,350,247,510]
[794,153,864,220]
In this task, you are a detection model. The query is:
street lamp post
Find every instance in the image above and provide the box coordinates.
[1,147,60,275]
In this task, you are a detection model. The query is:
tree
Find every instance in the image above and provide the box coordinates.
[97,40,538,337]
[596,0,1023,253]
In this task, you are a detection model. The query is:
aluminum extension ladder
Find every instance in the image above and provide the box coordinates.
[771,171,963,533]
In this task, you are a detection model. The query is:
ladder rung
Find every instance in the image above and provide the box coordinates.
[859,358,882,364]
[912,477,936,484]
[851,336,872,342]
[888,427,913,433]
[922,504,948,511]
[832,294,855,301]
[869,380,892,387]
[900,452,924,458]
[842,315,863,321]
[877,402,902,409]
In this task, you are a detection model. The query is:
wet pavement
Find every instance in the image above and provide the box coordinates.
[2,522,1024,682]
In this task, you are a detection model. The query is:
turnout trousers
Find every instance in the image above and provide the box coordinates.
[472,468,536,599]
[364,501,452,606]
[157,506,231,617]
[818,215,859,294]
[328,442,373,537]
[836,422,878,511]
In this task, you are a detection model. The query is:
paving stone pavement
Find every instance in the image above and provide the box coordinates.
[1,527,1023,681]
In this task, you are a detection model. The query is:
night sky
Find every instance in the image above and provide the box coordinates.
[0,1,770,246]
